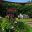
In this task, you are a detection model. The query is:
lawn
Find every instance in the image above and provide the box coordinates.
[16,18,32,22]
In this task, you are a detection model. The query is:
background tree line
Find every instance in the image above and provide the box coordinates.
[0,1,32,17]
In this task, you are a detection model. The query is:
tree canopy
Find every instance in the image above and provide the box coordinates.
[0,2,32,17]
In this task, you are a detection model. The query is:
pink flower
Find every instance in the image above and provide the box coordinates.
[7,14,14,17]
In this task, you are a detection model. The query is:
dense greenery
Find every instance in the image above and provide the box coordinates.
[0,1,32,32]
[0,18,31,32]
[1,2,32,15]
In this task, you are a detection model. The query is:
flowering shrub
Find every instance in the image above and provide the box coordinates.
[0,18,30,32]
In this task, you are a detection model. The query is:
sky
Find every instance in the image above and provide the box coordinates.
[4,0,30,3]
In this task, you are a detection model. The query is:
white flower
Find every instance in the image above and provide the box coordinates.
[2,28,4,30]
[14,21,17,23]
[11,26,14,29]
[0,16,2,18]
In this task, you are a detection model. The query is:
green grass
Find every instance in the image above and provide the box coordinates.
[30,29,32,32]
[16,18,32,27]
[17,18,32,22]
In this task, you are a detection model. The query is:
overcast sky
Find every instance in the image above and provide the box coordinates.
[4,0,31,3]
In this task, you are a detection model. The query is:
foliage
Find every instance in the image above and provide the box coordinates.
[0,18,30,32]
[0,2,32,17]
[1,2,32,15]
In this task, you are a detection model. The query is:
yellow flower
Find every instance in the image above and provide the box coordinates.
[16,18,19,21]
